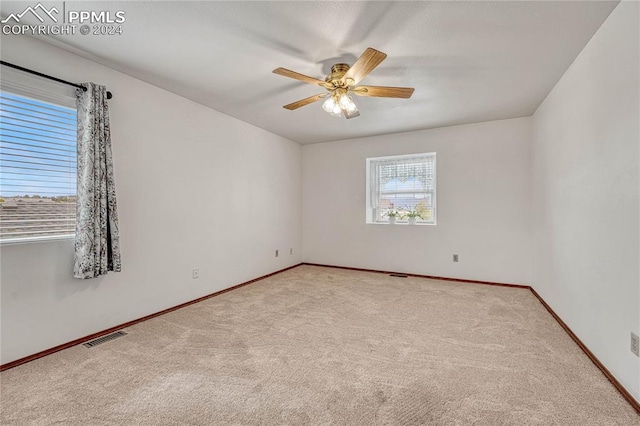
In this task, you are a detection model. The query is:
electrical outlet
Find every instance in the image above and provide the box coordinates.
[453,254,459,262]
[631,332,639,357]
[192,268,200,279]
[275,250,279,257]
[290,248,293,255]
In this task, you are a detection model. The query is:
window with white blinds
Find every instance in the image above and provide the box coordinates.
[0,90,77,242]
[366,153,436,224]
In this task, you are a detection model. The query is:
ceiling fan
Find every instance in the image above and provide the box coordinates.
[273,47,414,119]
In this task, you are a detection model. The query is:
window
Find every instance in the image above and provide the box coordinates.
[0,90,77,242]
[366,153,436,224]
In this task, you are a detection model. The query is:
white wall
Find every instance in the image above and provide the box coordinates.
[0,36,302,364]
[302,118,532,285]
[531,1,639,402]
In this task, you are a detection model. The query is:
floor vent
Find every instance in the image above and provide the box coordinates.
[83,331,128,348]
[390,274,408,278]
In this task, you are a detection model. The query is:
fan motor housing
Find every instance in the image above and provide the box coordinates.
[326,63,351,87]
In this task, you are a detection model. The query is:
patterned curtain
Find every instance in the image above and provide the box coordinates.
[376,156,434,189]
[73,83,121,279]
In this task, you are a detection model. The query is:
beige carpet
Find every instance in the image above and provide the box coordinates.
[1,265,638,425]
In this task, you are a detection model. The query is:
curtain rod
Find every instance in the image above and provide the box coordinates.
[0,60,113,100]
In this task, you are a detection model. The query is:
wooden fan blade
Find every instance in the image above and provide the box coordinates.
[341,48,387,85]
[352,85,414,98]
[343,109,360,120]
[273,67,328,87]
[283,94,326,110]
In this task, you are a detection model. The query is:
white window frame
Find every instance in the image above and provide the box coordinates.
[0,69,77,244]
[366,152,437,225]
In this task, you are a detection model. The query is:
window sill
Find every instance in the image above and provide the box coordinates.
[0,234,75,246]
[366,222,436,226]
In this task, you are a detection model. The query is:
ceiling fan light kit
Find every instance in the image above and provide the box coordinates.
[322,87,358,118]
[273,48,414,119]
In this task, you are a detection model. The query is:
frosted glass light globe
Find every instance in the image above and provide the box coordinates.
[338,92,351,109]
[322,96,336,113]
[346,99,358,113]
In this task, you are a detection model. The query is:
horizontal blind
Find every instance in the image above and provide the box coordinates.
[0,91,77,242]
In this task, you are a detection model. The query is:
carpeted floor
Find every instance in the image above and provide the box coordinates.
[1,265,638,425]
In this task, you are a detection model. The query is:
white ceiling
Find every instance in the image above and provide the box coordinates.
[2,1,619,144]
